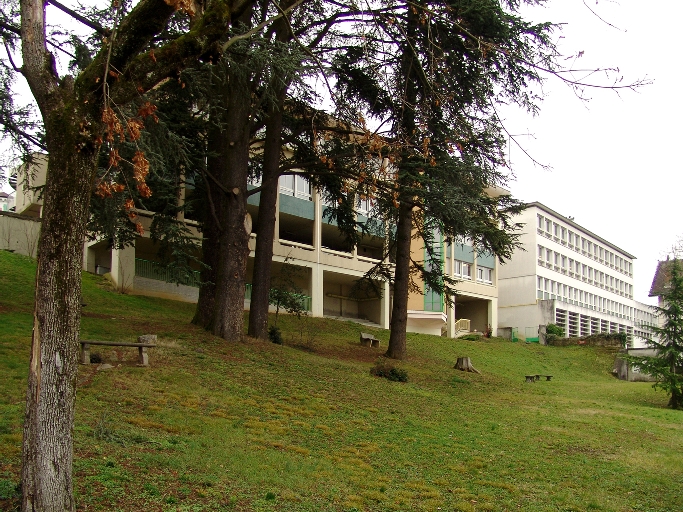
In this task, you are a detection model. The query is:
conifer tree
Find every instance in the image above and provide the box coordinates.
[628,259,683,409]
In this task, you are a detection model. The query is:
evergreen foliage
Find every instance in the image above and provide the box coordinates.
[627,259,683,409]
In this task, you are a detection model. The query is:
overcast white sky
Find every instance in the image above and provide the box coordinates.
[502,0,682,305]
[3,0,679,304]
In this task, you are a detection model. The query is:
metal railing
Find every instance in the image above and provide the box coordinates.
[455,318,471,332]
[135,258,202,287]
[135,260,311,310]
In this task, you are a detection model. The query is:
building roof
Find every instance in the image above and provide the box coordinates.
[527,202,637,260]
[649,259,680,297]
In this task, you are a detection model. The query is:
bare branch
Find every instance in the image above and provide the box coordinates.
[45,0,110,36]
[582,0,624,31]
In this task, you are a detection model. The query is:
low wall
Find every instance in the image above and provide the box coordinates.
[547,333,624,348]
[0,212,41,258]
[612,348,657,382]
[132,276,199,303]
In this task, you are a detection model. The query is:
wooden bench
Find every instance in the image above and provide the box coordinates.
[360,332,380,348]
[80,335,157,366]
[525,374,553,382]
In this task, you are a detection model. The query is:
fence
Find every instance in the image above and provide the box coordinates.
[135,258,202,288]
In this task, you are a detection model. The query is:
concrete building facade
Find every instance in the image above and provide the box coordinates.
[498,202,656,347]
[11,154,498,336]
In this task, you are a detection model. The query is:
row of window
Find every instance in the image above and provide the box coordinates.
[537,214,632,277]
[554,308,633,338]
[537,277,635,320]
[452,260,493,284]
[538,244,633,299]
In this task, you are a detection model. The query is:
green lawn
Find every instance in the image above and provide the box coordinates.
[1,250,681,511]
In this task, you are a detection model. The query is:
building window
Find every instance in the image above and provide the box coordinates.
[279,175,312,200]
[357,196,372,216]
[424,230,444,312]
[477,267,493,284]
[455,261,471,280]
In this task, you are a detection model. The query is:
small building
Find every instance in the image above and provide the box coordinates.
[0,191,14,212]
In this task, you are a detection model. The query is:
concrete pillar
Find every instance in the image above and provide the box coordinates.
[313,186,322,253]
[447,300,456,338]
[380,279,391,329]
[488,298,498,337]
[110,242,136,293]
[310,264,324,317]
[82,243,96,274]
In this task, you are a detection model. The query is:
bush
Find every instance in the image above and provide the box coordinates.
[0,479,19,500]
[459,334,481,341]
[370,358,408,382]
[268,325,283,345]
[546,323,565,337]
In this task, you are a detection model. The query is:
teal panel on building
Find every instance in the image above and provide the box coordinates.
[247,184,260,206]
[322,206,337,226]
[454,244,474,263]
[477,250,495,269]
[280,194,315,220]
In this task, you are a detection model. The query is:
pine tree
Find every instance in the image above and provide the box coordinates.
[628,259,683,409]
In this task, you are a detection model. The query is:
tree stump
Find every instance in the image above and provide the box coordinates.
[454,357,481,374]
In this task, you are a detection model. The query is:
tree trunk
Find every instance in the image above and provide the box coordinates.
[192,98,224,329]
[385,4,418,361]
[22,109,98,512]
[192,177,220,329]
[247,84,287,340]
[385,200,413,360]
[210,72,253,341]
[455,357,480,373]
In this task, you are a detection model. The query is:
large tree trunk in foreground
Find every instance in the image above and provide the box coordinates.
[192,100,225,329]
[22,110,98,511]
[18,0,251,505]
[210,71,253,341]
[247,85,287,340]
[385,200,413,360]
[192,174,221,329]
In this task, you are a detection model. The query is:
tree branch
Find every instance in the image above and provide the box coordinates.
[45,0,109,35]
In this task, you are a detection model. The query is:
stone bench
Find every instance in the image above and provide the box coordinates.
[80,335,157,366]
[360,332,380,348]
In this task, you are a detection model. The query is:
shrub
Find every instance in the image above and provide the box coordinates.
[460,334,481,341]
[546,323,565,337]
[268,325,283,345]
[0,479,19,500]
[370,358,408,382]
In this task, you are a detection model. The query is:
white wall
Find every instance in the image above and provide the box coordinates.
[0,212,41,258]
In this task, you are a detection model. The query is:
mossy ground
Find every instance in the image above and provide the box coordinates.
[1,251,681,511]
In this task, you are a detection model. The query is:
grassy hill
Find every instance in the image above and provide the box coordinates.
[1,250,681,511]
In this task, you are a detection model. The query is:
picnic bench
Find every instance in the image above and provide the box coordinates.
[360,332,380,348]
[80,335,157,366]
[525,374,553,382]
